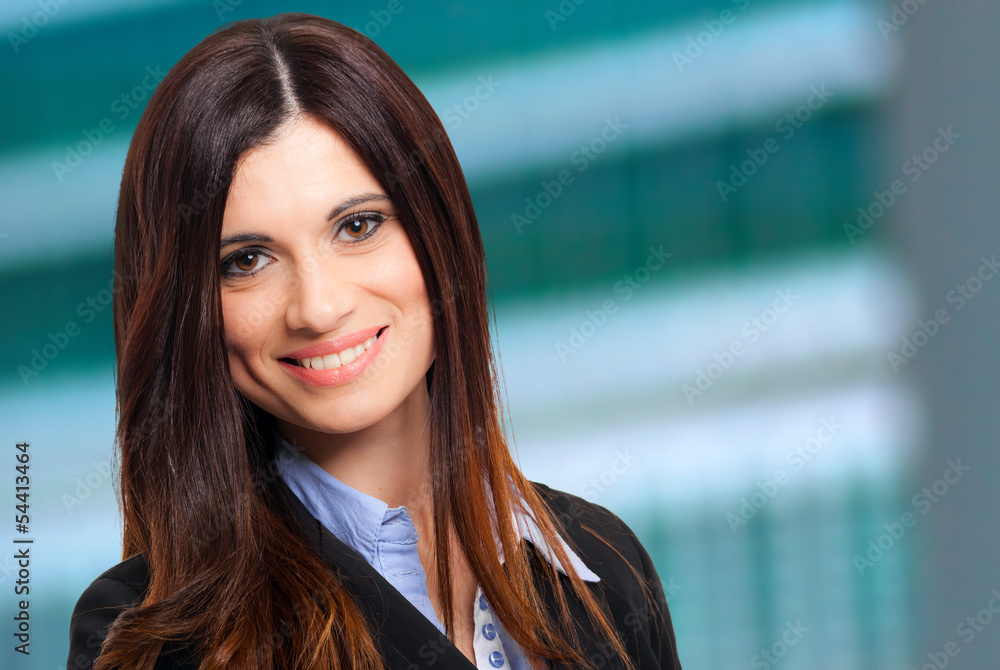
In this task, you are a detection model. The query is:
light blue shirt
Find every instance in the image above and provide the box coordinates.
[272,429,600,670]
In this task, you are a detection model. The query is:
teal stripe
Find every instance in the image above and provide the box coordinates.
[2,0,809,154]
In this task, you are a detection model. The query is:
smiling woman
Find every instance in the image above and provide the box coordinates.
[65,12,680,670]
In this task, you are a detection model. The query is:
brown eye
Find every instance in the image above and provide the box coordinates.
[344,218,370,238]
[334,211,388,244]
[234,252,259,271]
[221,248,271,278]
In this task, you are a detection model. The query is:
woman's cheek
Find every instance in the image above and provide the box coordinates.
[222,293,251,350]
[393,252,435,359]
[232,287,284,343]
[221,291,275,389]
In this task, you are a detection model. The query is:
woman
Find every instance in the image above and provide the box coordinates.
[67,13,680,670]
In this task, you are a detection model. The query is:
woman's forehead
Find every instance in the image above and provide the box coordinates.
[223,116,383,231]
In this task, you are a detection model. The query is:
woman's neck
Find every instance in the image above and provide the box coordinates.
[274,382,434,517]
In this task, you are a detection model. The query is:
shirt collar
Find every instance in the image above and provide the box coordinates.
[272,428,599,583]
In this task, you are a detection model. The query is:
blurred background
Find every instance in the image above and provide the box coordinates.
[1,0,998,668]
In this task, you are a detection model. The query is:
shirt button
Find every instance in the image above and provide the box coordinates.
[489,650,505,667]
[478,594,488,610]
[481,623,496,640]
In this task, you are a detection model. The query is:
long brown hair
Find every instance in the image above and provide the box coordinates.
[104,13,640,669]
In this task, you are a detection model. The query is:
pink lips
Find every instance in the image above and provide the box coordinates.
[282,325,384,360]
[279,326,387,387]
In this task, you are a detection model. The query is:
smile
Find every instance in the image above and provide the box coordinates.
[293,333,379,370]
[278,326,388,387]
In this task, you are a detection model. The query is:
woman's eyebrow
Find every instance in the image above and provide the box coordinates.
[219,232,271,248]
[219,193,392,248]
[326,193,391,221]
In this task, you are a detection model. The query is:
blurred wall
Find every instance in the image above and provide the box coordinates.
[1,1,994,669]
[888,0,1000,666]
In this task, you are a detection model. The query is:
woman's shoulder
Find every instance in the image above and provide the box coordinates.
[529,480,664,602]
[67,553,149,670]
[530,481,683,669]
[530,480,651,571]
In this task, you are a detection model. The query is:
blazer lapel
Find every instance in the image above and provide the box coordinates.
[275,477,478,670]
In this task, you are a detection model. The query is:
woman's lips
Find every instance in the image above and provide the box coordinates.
[282,325,384,360]
[279,326,387,387]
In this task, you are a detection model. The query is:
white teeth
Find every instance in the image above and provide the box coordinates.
[296,332,380,370]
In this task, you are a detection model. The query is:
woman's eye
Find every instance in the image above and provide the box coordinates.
[344,219,370,238]
[221,249,270,278]
[335,212,388,243]
[234,252,260,271]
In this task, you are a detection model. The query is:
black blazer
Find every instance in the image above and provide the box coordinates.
[67,479,681,669]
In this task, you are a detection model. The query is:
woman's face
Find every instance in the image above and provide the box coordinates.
[219,114,435,442]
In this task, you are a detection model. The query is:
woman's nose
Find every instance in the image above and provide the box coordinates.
[283,254,357,333]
